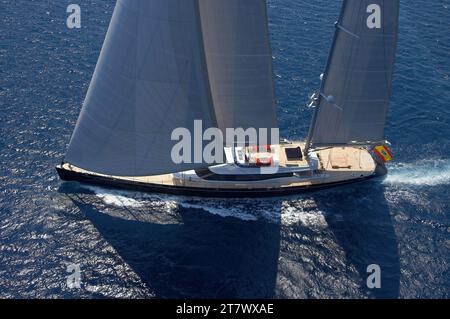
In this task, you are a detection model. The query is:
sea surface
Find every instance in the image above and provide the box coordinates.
[1,0,449,298]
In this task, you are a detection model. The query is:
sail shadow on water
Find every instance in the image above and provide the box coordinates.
[59,184,282,298]
[58,180,399,298]
[312,181,400,298]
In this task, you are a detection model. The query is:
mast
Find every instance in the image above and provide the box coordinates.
[305,1,348,154]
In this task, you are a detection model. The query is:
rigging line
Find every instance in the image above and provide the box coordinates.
[382,0,397,106]
[285,74,308,141]
[305,0,348,151]
[288,97,303,140]
[336,23,360,39]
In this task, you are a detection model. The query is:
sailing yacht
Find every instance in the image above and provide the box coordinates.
[57,0,400,197]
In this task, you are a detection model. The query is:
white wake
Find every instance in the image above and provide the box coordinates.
[81,185,328,227]
[384,159,450,186]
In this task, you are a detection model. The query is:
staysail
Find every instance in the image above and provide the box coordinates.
[306,0,400,148]
[198,0,278,138]
[66,0,219,176]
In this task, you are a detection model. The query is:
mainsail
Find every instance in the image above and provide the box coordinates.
[307,0,400,148]
[65,0,278,176]
[198,0,278,137]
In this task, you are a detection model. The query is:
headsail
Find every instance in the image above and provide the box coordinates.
[66,0,218,176]
[307,0,400,148]
[198,0,278,141]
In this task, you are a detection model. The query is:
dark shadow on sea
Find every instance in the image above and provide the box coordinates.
[58,177,399,299]
[59,183,282,298]
[311,179,401,298]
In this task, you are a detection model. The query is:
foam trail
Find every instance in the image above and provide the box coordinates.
[82,185,257,221]
[384,159,450,186]
[79,185,327,226]
[83,186,144,208]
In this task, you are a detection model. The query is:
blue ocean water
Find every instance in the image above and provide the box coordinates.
[1,0,449,298]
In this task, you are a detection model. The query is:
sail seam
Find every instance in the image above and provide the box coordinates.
[195,0,220,130]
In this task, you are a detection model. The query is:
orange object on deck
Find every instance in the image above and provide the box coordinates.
[256,155,273,167]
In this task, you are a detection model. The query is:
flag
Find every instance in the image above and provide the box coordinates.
[374,145,393,162]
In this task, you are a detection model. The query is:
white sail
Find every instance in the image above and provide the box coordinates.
[307,0,400,148]
[66,0,279,176]
[66,0,218,176]
[198,0,278,141]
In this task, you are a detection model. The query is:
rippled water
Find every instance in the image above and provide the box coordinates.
[1,0,449,298]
